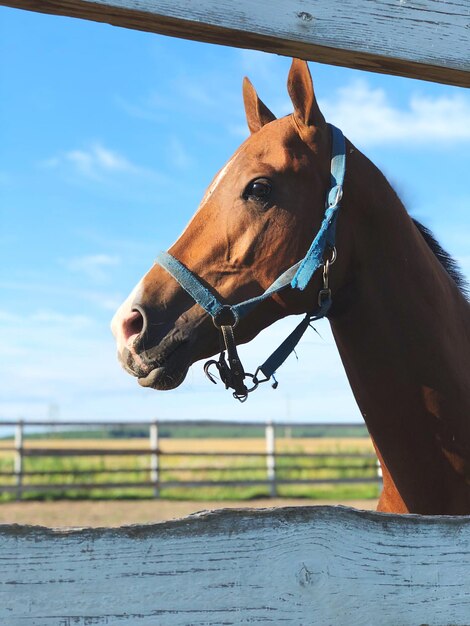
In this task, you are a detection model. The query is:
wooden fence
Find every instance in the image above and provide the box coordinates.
[1,0,468,87]
[1,505,470,625]
[2,6,468,623]
[0,419,380,499]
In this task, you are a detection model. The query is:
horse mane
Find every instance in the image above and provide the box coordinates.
[412,219,468,299]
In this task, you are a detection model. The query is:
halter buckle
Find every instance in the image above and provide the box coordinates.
[242,372,259,394]
[328,185,343,208]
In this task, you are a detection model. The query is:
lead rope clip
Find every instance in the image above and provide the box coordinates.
[317,246,336,307]
[204,309,254,402]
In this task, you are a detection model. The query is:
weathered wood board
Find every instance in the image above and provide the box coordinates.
[1,0,469,87]
[2,506,470,625]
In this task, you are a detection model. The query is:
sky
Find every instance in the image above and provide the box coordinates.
[0,7,469,425]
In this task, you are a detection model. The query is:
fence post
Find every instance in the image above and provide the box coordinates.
[14,420,24,501]
[150,420,160,498]
[377,458,383,481]
[265,421,276,497]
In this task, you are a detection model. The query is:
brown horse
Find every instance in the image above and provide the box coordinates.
[112,60,470,515]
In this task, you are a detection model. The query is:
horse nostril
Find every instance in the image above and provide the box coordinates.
[122,306,147,344]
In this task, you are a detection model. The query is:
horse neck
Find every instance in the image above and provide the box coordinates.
[330,149,470,514]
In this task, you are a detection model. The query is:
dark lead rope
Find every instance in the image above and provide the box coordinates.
[155,124,346,401]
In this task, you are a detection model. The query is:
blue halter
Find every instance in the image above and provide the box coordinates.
[156,124,346,401]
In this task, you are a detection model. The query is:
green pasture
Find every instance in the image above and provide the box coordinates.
[1,424,369,440]
[0,442,380,502]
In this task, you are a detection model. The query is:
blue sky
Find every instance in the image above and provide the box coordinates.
[1,8,469,424]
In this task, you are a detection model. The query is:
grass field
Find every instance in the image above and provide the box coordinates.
[0,436,380,502]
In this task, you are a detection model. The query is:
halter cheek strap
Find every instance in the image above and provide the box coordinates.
[155,124,346,401]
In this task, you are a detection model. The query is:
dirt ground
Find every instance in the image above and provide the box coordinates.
[0,498,377,528]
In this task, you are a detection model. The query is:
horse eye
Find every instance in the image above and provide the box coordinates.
[244,178,272,201]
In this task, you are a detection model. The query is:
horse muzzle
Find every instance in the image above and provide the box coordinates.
[118,335,192,390]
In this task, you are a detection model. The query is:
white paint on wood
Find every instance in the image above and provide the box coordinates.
[265,421,276,497]
[1,0,469,86]
[2,506,470,625]
[14,420,23,499]
[149,420,159,497]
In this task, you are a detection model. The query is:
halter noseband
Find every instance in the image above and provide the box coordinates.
[155,124,346,401]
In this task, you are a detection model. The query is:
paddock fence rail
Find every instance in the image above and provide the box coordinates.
[1,506,470,625]
[0,419,381,499]
[2,0,469,87]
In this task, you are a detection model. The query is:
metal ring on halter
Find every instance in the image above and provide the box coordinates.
[322,246,336,290]
[327,246,337,265]
[322,265,329,290]
[212,305,239,329]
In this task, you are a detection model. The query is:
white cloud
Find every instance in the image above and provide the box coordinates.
[229,78,470,148]
[39,143,157,181]
[0,299,363,424]
[85,292,124,312]
[73,228,160,259]
[117,78,216,122]
[168,136,192,170]
[62,253,120,283]
[1,308,95,329]
[175,80,215,107]
[319,80,470,147]
[0,278,123,312]
[30,310,93,327]
[114,94,169,123]
[65,144,138,178]
[0,306,117,417]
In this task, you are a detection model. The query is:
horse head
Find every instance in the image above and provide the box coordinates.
[112,60,352,394]
[113,59,470,514]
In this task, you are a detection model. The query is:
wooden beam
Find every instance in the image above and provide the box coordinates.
[1,0,469,87]
[2,506,470,624]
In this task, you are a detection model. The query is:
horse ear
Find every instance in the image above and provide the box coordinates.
[243,77,276,134]
[287,58,325,128]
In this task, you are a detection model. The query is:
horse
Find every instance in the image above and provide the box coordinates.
[112,59,470,515]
